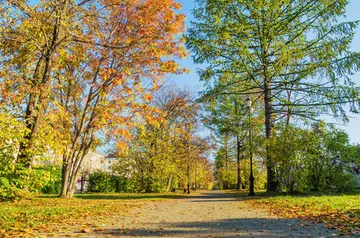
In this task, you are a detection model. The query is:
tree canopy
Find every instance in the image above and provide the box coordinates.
[186,0,360,191]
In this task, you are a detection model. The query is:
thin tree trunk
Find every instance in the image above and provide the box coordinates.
[224,135,229,189]
[80,172,86,193]
[146,177,152,193]
[60,137,93,198]
[236,136,241,190]
[187,161,191,194]
[194,165,197,191]
[60,160,71,197]
[286,90,292,126]
[166,175,173,192]
[225,137,228,171]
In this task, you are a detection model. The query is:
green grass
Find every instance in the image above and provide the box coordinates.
[264,193,359,212]
[0,192,185,236]
[250,190,360,234]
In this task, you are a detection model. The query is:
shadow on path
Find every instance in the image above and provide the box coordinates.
[87,191,341,237]
[92,218,338,237]
[40,191,350,237]
[74,194,185,200]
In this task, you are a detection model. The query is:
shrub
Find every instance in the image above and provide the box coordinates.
[88,171,115,192]
[40,166,62,194]
[87,171,141,193]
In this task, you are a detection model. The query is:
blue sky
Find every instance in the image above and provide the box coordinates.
[170,0,360,144]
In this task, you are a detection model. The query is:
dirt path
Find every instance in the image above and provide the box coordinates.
[43,191,341,237]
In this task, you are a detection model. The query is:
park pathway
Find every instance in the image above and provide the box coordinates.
[48,191,342,237]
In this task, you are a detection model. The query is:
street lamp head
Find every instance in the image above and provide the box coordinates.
[245,97,251,108]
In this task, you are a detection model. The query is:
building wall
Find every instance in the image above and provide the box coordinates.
[75,153,119,191]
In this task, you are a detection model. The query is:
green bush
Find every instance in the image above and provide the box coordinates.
[40,166,62,194]
[0,112,53,200]
[270,125,359,193]
[327,171,358,191]
[88,171,115,192]
[87,171,140,193]
[0,157,31,201]
[0,177,23,201]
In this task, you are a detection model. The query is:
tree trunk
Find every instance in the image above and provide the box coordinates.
[60,147,90,198]
[166,175,173,192]
[17,0,69,168]
[225,136,228,171]
[224,136,229,189]
[236,136,241,190]
[264,80,277,192]
[60,162,70,197]
[80,172,86,193]
[193,164,197,190]
[187,157,191,194]
[146,177,152,193]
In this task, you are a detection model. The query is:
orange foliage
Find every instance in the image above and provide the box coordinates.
[0,0,186,197]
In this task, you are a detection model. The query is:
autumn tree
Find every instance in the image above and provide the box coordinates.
[186,0,360,191]
[0,0,92,166]
[52,1,186,198]
[0,0,187,198]
[114,86,214,193]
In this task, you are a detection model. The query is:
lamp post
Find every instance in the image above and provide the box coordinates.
[245,97,255,196]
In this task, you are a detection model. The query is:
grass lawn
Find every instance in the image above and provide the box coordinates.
[250,190,360,235]
[0,192,185,237]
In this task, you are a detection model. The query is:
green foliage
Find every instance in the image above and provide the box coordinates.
[40,166,62,194]
[214,146,236,189]
[187,0,360,192]
[187,0,360,121]
[214,142,267,190]
[87,171,137,193]
[269,124,358,193]
[0,112,29,201]
[87,171,116,193]
[215,168,237,190]
[0,111,64,200]
[268,126,314,193]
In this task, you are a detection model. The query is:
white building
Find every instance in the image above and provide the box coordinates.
[75,152,119,191]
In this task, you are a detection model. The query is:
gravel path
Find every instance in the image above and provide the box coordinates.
[46,191,342,238]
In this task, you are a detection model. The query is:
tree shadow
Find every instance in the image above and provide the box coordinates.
[227,189,360,199]
[36,190,272,201]
[37,193,187,200]
[37,189,359,201]
[185,190,272,202]
[75,193,187,200]
[89,218,338,237]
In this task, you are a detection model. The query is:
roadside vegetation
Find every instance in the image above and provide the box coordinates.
[0,193,185,237]
[250,191,360,235]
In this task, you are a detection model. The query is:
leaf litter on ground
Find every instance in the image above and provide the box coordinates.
[249,191,360,236]
[0,192,185,237]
